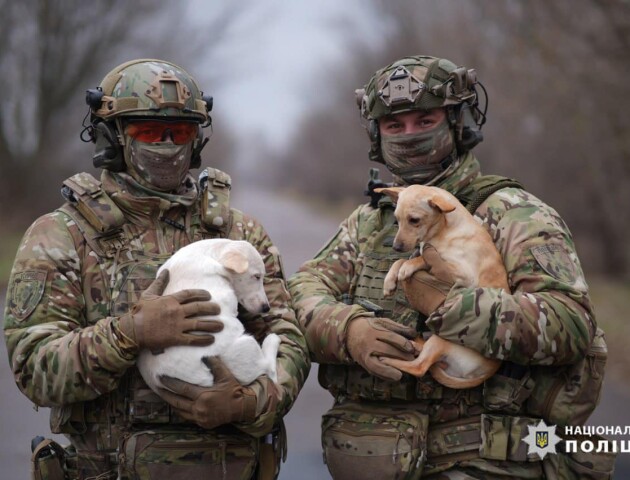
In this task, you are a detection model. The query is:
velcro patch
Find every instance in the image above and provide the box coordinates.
[9,270,47,321]
[531,245,577,284]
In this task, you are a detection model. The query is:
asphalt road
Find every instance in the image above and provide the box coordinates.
[1,186,628,478]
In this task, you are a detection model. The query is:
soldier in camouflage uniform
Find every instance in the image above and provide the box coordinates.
[3,59,310,479]
[288,56,615,479]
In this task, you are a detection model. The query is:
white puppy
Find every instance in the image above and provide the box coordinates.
[137,239,280,393]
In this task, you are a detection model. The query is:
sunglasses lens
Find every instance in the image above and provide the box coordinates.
[170,123,198,144]
[126,122,198,144]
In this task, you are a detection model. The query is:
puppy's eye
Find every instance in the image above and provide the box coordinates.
[408,217,421,226]
[254,274,262,281]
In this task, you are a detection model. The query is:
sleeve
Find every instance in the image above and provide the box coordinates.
[287,205,374,365]
[426,188,596,366]
[229,213,311,436]
[3,212,137,407]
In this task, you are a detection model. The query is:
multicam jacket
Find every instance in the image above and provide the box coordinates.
[4,169,310,450]
[289,153,595,371]
[289,153,602,477]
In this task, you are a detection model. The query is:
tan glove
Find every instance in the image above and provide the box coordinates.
[346,317,417,381]
[118,269,224,351]
[401,244,455,316]
[158,357,259,430]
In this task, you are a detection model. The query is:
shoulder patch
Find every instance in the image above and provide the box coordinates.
[9,270,47,321]
[531,245,577,284]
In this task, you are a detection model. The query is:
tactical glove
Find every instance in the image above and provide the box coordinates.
[158,357,259,430]
[118,269,224,352]
[401,244,455,317]
[346,317,417,381]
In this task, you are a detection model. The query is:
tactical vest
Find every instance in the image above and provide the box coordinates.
[50,170,270,478]
[319,175,615,476]
[319,175,524,407]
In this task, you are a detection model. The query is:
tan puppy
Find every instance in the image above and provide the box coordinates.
[374,185,505,389]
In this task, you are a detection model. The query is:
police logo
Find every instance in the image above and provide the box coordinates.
[522,420,561,460]
[536,432,549,449]
[10,270,47,321]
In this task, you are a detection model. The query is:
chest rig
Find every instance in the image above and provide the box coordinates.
[320,174,523,405]
[52,168,233,441]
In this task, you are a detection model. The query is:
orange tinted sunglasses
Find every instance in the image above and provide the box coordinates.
[125,121,198,144]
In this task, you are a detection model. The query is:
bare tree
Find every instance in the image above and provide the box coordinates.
[0,0,246,227]
[271,0,630,276]
[270,1,484,207]
[471,0,630,275]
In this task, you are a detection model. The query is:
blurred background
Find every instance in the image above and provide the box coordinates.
[1,0,629,478]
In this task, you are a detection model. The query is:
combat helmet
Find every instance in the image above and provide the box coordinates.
[356,55,486,164]
[82,59,213,171]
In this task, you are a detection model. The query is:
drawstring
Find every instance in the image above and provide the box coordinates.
[109,244,122,291]
[221,441,227,479]
[184,208,193,244]
[392,432,402,464]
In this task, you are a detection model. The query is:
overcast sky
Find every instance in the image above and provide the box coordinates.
[186,0,385,152]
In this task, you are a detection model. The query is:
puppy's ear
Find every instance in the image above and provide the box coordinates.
[428,195,457,213]
[220,249,249,274]
[374,187,405,203]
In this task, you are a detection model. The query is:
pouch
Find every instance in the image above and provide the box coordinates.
[542,435,616,480]
[31,438,66,480]
[200,167,232,234]
[527,327,607,426]
[120,429,258,480]
[483,372,535,414]
[321,402,428,480]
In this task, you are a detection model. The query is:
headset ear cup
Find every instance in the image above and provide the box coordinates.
[92,121,124,171]
[190,127,207,169]
[368,119,379,143]
[454,104,483,153]
[367,119,385,164]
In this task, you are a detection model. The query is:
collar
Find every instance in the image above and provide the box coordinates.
[101,170,199,224]
[432,152,481,195]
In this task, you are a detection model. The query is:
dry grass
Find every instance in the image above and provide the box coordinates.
[0,233,22,289]
[588,275,630,395]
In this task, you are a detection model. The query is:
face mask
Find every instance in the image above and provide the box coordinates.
[381,119,455,184]
[124,139,192,192]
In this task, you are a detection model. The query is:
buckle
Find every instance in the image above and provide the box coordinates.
[97,231,125,256]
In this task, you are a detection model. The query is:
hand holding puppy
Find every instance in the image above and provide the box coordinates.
[346,317,417,381]
[158,357,268,430]
[118,269,224,352]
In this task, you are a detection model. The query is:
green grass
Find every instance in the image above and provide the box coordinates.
[0,232,22,289]
[588,275,630,393]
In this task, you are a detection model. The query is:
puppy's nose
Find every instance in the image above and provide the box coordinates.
[393,242,404,252]
[262,303,270,313]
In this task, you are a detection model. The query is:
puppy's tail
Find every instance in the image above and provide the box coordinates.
[262,334,281,383]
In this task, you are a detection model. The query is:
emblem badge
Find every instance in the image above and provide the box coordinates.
[9,270,47,321]
[522,420,561,460]
[531,244,578,284]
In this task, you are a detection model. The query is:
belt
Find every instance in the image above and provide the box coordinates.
[426,414,542,465]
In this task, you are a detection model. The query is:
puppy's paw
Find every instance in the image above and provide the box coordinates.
[398,262,419,281]
[383,272,398,297]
